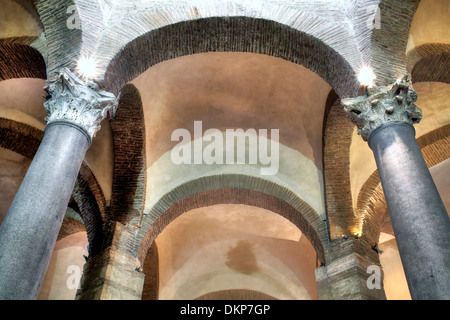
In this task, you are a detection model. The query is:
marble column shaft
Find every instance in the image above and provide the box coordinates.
[368,122,450,300]
[0,122,91,299]
[0,68,117,299]
[342,77,450,300]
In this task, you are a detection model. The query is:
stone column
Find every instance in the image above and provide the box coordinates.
[0,68,117,300]
[342,77,450,300]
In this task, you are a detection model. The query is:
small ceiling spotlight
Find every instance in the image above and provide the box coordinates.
[76,56,98,80]
[358,66,376,88]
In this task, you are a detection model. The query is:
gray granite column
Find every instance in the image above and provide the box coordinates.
[342,77,450,300]
[0,68,117,299]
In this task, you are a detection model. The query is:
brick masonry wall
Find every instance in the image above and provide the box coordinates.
[0,41,46,81]
[411,51,450,83]
[109,83,146,224]
[141,240,159,300]
[323,98,358,240]
[57,217,86,241]
[104,17,359,98]
[136,187,327,267]
[72,164,108,257]
[371,0,420,85]
[407,43,450,74]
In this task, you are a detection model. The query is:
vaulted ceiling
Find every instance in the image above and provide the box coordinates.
[0,0,448,300]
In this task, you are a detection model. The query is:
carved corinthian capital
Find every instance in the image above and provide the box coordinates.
[341,76,422,141]
[43,68,118,138]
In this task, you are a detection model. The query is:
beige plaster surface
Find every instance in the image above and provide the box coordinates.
[145,133,326,219]
[430,158,450,214]
[155,204,318,300]
[131,52,332,170]
[133,52,331,221]
[378,238,411,300]
[38,232,88,300]
[0,78,47,126]
[0,0,42,39]
[406,0,450,53]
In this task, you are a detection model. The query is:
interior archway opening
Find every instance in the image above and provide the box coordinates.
[141,204,319,300]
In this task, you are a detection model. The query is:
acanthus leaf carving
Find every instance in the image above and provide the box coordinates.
[43,68,118,138]
[341,76,422,141]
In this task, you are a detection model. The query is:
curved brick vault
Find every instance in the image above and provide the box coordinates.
[33,0,82,78]
[108,80,331,268]
[105,17,359,99]
[136,175,329,267]
[32,0,368,87]
[370,0,421,85]
[1,0,448,301]
[0,41,46,81]
[3,1,446,255]
[408,44,450,84]
[405,0,450,84]
[57,217,86,242]
[109,83,146,223]
[323,97,358,240]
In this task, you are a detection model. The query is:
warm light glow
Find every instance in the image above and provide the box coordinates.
[358,66,376,87]
[77,57,98,80]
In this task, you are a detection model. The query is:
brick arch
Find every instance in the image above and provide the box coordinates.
[0,117,107,257]
[57,217,86,242]
[322,96,358,240]
[195,289,277,300]
[358,124,450,246]
[407,43,450,84]
[104,17,359,98]
[0,117,43,157]
[370,0,421,85]
[109,83,146,223]
[0,41,46,81]
[72,163,108,257]
[136,175,329,267]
